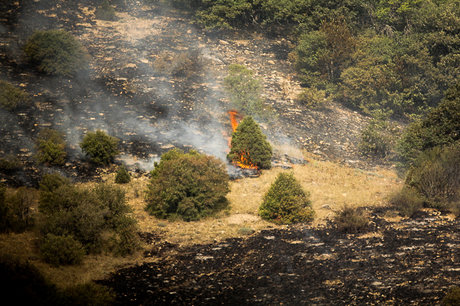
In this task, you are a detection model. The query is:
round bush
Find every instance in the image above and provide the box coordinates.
[228,116,272,169]
[145,149,230,221]
[333,205,368,233]
[259,172,314,224]
[40,234,85,266]
[0,81,30,111]
[80,130,119,166]
[24,29,89,76]
[115,165,131,184]
[35,129,67,166]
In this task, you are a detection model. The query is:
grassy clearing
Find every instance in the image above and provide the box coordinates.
[0,153,402,287]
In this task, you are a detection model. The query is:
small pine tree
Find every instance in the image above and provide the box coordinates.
[259,172,314,224]
[80,130,119,166]
[228,116,272,169]
[115,165,131,184]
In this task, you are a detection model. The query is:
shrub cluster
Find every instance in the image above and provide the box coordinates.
[259,172,314,224]
[145,149,230,221]
[80,130,119,166]
[38,174,139,264]
[228,116,272,169]
[35,129,67,166]
[0,187,35,233]
[24,29,89,77]
[40,234,85,266]
[358,117,394,159]
[390,187,425,217]
[333,205,369,233]
[0,81,30,111]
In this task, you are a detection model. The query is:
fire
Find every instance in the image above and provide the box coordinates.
[227,110,258,170]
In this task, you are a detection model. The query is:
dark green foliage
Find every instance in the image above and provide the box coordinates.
[38,181,139,261]
[80,130,119,166]
[228,116,272,169]
[40,234,85,266]
[0,155,22,173]
[405,142,460,210]
[23,30,89,77]
[38,184,107,252]
[224,64,272,120]
[35,129,67,166]
[358,117,394,159]
[0,80,30,111]
[115,165,131,184]
[442,287,460,306]
[390,187,425,217]
[0,187,35,233]
[333,205,368,233]
[259,172,314,224]
[95,0,116,21]
[398,82,460,169]
[145,149,230,221]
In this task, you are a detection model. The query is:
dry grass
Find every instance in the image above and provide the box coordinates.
[0,153,402,287]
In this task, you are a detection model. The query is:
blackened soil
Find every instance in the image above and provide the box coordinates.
[100,209,459,305]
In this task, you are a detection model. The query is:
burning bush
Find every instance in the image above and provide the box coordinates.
[259,172,314,224]
[228,116,272,169]
[80,130,119,166]
[145,149,229,221]
[24,29,89,77]
[35,129,67,166]
[0,80,30,111]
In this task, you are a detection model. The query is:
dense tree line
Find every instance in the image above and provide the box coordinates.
[174,0,459,117]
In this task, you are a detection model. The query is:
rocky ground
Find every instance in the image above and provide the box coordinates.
[100,208,459,305]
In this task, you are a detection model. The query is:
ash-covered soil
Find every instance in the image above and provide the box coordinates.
[100,208,459,305]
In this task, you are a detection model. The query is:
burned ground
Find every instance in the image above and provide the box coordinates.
[101,208,459,305]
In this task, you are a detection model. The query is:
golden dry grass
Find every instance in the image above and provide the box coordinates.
[0,153,403,287]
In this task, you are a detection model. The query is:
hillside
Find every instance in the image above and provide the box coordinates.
[0,0,459,305]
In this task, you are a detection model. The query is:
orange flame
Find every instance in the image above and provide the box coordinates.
[227,110,258,170]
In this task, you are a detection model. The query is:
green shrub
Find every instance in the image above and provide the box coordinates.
[405,142,460,210]
[38,173,71,213]
[80,130,119,166]
[145,149,230,221]
[358,118,393,159]
[442,287,460,306]
[228,116,272,169]
[0,81,30,111]
[224,64,272,120]
[390,187,425,217]
[259,172,314,224]
[397,82,460,170]
[0,155,22,173]
[40,234,85,266]
[115,165,130,184]
[23,29,89,77]
[296,87,327,109]
[95,0,116,21]
[35,129,67,166]
[93,183,130,228]
[38,184,107,252]
[333,205,368,233]
[110,215,140,256]
[0,187,36,233]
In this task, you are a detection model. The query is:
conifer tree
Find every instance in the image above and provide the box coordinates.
[227,116,272,169]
